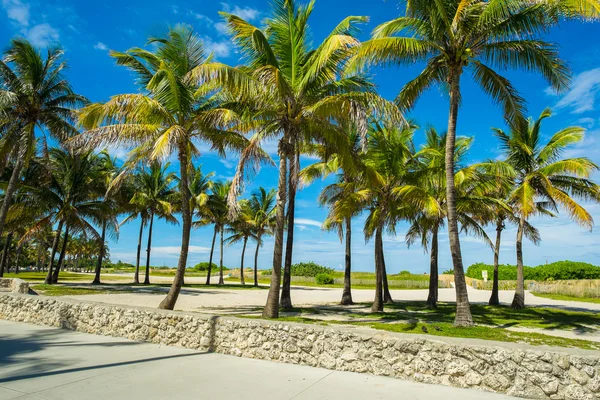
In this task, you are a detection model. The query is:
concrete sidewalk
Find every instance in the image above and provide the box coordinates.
[0,320,517,400]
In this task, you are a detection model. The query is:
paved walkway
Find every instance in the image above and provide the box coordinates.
[0,320,517,400]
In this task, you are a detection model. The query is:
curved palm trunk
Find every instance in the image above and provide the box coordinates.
[52,224,70,283]
[218,227,224,285]
[134,219,144,284]
[427,224,439,309]
[144,211,155,285]
[253,233,261,287]
[159,147,192,310]
[340,217,353,305]
[36,242,44,272]
[446,69,473,327]
[372,226,384,312]
[489,217,504,306]
[511,215,526,309]
[205,226,218,285]
[0,232,13,277]
[0,148,26,239]
[240,236,248,285]
[263,142,288,318]
[14,242,23,274]
[92,219,108,285]
[45,220,64,284]
[281,150,298,310]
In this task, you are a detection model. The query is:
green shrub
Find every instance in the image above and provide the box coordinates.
[290,262,334,277]
[442,269,454,274]
[193,262,229,272]
[260,269,272,276]
[466,261,600,281]
[315,273,334,285]
[398,270,411,275]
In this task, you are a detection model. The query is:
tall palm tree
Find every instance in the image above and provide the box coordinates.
[225,199,256,285]
[218,0,399,318]
[350,0,576,326]
[494,108,600,308]
[402,128,498,309]
[247,187,276,287]
[0,39,87,240]
[120,204,149,284]
[76,26,249,309]
[196,180,232,285]
[130,162,178,285]
[303,129,363,305]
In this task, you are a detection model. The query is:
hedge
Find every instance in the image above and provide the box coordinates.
[466,261,600,281]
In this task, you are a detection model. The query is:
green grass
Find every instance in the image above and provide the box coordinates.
[531,292,600,304]
[31,284,118,296]
[4,272,113,282]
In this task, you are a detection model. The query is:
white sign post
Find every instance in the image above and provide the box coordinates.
[482,270,488,282]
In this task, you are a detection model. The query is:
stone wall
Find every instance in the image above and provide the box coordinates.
[0,293,598,400]
[0,278,29,293]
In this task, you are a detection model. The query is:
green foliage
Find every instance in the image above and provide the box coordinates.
[442,269,454,275]
[105,260,135,269]
[315,273,335,285]
[398,270,411,276]
[466,261,600,281]
[290,262,334,277]
[193,262,228,271]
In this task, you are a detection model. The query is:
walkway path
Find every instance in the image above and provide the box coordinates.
[0,320,517,400]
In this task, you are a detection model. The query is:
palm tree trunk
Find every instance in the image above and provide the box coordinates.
[372,226,384,312]
[511,215,526,309]
[381,242,393,304]
[14,242,23,274]
[446,68,473,327]
[0,232,13,277]
[205,226,218,285]
[253,233,261,287]
[240,236,247,285]
[52,224,70,283]
[340,217,353,305]
[144,211,154,285]
[263,140,288,318]
[45,220,64,284]
[218,227,224,285]
[489,217,504,306]
[0,148,26,239]
[134,218,144,284]
[427,223,439,309]
[281,149,298,310]
[92,219,107,285]
[36,241,44,272]
[159,147,192,310]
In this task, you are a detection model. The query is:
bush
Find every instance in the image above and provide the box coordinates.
[466,261,600,281]
[290,262,334,277]
[315,273,334,285]
[260,269,272,276]
[442,269,454,274]
[398,270,411,275]
[193,262,229,272]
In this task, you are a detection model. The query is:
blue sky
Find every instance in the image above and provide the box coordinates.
[2,0,600,273]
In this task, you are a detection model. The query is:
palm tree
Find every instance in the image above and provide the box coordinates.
[0,39,87,239]
[247,187,276,287]
[130,162,178,285]
[219,0,399,318]
[402,128,498,309]
[494,108,600,308]
[76,26,249,309]
[225,199,255,285]
[350,0,576,326]
[303,129,363,305]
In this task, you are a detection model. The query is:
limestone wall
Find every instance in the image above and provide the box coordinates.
[0,293,598,400]
[0,278,29,293]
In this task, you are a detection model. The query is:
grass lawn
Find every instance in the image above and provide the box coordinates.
[531,292,600,304]
[3,272,113,282]
[255,301,600,350]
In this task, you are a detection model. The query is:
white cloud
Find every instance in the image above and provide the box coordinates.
[202,36,231,58]
[2,0,29,26]
[152,245,211,258]
[94,42,108,51]
[295,218,323,228]
[220,3,260,21]
[551,68,600,114]
[26,23,59,47]
[191,12,213,25]
[219,159,235,169]
[214,21,229,35]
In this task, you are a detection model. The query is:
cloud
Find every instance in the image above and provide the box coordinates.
[2,0,29,26]
[220,3,260,21]
[551,68,600,114]
[295,218,323,228]
[94,42,108,51]
[151,245,211,258]
[191,12,213,25]
[202,36,231,58]
[214,21,229,35]
[219,159,235,169]
[27,23,59,47]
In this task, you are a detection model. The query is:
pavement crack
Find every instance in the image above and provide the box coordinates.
[288,370,335,400]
